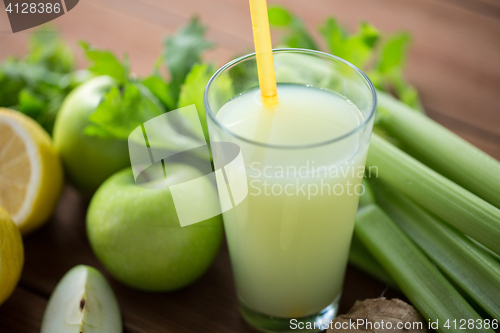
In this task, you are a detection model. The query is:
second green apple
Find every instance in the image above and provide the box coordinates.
[86,164,223,292]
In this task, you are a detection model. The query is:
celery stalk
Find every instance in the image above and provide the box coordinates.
[355,205,493,333]
[371,179,500,320]
[358,178,376,208]
[349,180,397,288]
[469,237,500,263]
[367,133,500,256]
[348,232,397,289]
[376,90,500,208]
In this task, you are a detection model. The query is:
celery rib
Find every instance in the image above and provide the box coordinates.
[349,179,397,288]
[348,232,397,289]
[371,179,500,320]
[355,205,493,333]
[367,133,500,256]
[376,90,500,209]
[358,178,376,208]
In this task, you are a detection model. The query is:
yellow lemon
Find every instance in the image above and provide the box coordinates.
[0,108,63,235]
[0,206,24,305]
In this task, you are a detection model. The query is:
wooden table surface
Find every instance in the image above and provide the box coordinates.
[0,0,499,332]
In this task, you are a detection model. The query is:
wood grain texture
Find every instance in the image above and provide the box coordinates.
[0,288,46,333]
[437,0,500,19]
[0,0,498,331]
[13,186,398,333]
[1,0,498,158]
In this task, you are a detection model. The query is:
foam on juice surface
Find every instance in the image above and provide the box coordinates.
[217,84,363,146]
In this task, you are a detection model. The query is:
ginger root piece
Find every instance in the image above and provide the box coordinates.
[328,297,428,333]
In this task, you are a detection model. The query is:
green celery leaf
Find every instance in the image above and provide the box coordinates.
[376,32,411,74]
[346,22,380,68]
[268,6,292,26]
[316,16,420,111]
[372,33,423,112]
[269,10,421,112]
[391,74,423,112]
[319,17,346,58]
[85,82,165,139]
[398,85,422,111]
[80,41,129,84]
[164,18,213,106]
[268,5,318,50]
[358,22,380,48]
[319,19,379,69]
[366,69,383,90]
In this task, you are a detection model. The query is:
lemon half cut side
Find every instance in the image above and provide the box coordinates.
[0,109,63,235]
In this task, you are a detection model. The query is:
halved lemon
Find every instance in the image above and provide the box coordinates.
[0,206,24,305]
[0,108,63,235]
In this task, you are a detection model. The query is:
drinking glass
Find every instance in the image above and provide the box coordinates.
[204,49,377,333]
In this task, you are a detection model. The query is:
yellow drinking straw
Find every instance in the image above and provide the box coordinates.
[249,0,279,108]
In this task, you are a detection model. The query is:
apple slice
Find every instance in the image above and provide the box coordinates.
[41,265,122,333]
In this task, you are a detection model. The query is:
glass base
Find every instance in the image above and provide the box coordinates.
[238,296,340,333]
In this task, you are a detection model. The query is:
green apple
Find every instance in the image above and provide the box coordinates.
[53,76,130,198]
[52,76,129,199]
[41,265,122,333]
[86,164,223,291]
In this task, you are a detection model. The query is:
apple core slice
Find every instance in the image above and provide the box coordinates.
[41,265,122,333]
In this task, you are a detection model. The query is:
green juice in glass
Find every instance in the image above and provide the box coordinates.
[216,84,367,319]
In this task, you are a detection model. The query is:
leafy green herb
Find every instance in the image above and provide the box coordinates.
[84,19,215,141]
[26,26,74,73]
[80,41,129,85]
[80,42,170,140]
[319,18,380,69]
[0,26,79,133]
[268,6,318,50]
[85,83,164,139]
[164,18,213,106]
[0,62,26,107]
[18,89,45,117]
[376,32,411,74]
[368,33,423,110]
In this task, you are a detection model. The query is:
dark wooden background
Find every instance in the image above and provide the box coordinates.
[0,0,499,332]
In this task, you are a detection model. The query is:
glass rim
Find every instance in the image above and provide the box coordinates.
[204,48,377,150]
